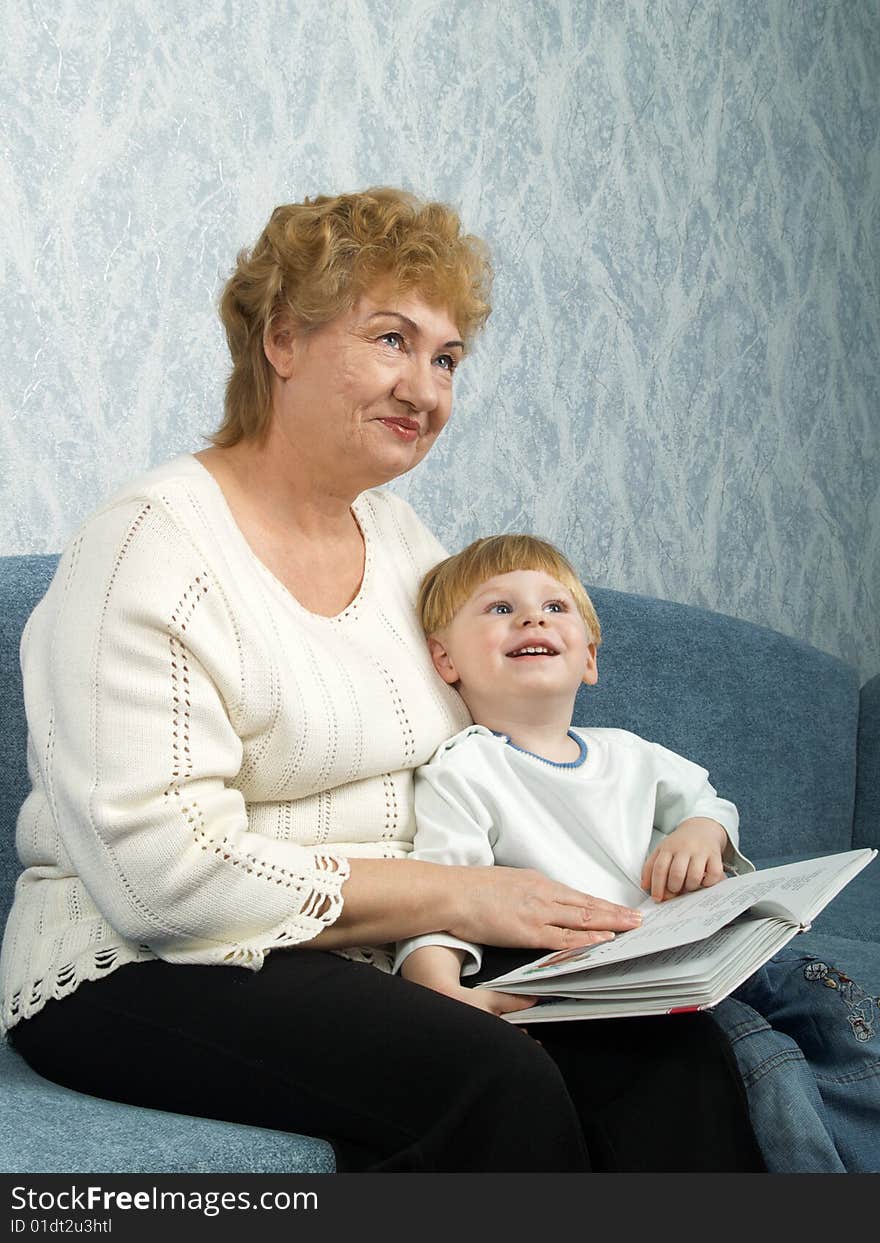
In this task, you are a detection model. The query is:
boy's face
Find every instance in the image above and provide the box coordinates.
[428,569,598,708]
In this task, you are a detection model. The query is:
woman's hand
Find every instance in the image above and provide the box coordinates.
[308,858,642,951]
[448,864,642,950]
[640,817,729,902]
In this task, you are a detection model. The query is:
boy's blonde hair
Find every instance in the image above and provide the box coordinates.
[417,535,601,644]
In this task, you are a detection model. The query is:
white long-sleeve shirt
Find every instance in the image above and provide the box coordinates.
[0,454,470,1032]
[395,724,754,974]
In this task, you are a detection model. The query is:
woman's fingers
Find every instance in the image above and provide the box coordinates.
[550,879,627,909]
[452,865,642,946]
[543,878,642,928]
[550,897,642,931]
[538,926,618,952]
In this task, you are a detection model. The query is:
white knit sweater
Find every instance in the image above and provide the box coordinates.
[0,455,470,1032]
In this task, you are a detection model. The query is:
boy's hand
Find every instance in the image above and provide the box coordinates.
[428,981,537,1018]
[401,944,536,1018]
[640,817,729,902]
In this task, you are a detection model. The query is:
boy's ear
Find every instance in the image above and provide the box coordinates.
[428,636,460,685]
[582,642,599,686]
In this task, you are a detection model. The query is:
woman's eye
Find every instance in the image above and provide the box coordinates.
[379,332,404,349]
[434,353,458,373]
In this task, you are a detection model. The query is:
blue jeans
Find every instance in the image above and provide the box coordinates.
[710,948,880,1172]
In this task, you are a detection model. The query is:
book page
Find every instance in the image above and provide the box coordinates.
[500,918,764,996]
[498,918,801,1024]
[484,848,876,989]
[497,921,801,1021]
[544,919,787,995]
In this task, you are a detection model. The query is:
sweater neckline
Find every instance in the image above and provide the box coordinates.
[186,453,373,624]
[492,728,589,769]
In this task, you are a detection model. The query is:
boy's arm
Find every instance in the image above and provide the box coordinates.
[401,945,467,990]
[394,751,498,977]
[401,945,536,1018]
[642,742,755,901]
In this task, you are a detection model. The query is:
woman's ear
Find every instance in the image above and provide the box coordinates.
[263,317,296,380]
[427,636,459,685]
[582,642,599,686]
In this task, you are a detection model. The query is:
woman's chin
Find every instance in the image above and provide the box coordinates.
[365,438,433,483]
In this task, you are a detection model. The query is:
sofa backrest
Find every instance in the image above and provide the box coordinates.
[0,556,866,930]
[855,673,880,851]
[577,585,861,860]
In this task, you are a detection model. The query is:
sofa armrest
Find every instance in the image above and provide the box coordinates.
[854,673,880,850]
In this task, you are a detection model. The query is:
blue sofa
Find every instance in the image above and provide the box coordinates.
[1,553,878,1173]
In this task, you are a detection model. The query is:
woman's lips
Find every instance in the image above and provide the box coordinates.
[377,417,420,442]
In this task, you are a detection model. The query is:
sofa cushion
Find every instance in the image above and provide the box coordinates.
[575,585,860,860]
[0,1037,335,1173]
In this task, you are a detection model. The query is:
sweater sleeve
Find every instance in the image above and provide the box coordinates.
[394,750,496,976]
[24,498,350,969]
[649,741,754,875]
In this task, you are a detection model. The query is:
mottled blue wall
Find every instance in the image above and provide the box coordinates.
[2,1,878,676]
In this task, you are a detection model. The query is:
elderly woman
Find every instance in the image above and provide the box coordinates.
[0,189,761,1172]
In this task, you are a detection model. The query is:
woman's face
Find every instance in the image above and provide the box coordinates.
[267,285,464,491]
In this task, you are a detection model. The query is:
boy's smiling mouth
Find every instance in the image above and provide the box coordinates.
[506,644,559,658]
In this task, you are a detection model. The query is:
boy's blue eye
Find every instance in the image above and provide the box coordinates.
[487,603,512,614]
[545,601,565,612]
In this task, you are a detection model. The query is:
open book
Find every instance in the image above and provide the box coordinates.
[483,848,877,1023]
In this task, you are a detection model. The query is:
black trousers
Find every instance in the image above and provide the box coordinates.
[10,950,763,1173]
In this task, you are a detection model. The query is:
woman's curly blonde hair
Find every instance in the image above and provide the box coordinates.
[212,187,493,446]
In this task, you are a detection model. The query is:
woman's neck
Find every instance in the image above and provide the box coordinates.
[194,436,367,617]
[196,432,356,540]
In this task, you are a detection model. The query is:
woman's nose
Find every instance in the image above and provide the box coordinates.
[394,358,439,412]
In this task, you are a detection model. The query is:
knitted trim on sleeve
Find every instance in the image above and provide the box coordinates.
[216,851,351,969]
[333,944,395,973]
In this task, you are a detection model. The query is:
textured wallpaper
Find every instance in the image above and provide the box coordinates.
[2,0,878,677]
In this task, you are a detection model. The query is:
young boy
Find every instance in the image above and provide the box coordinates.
[396,534,880,1173]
